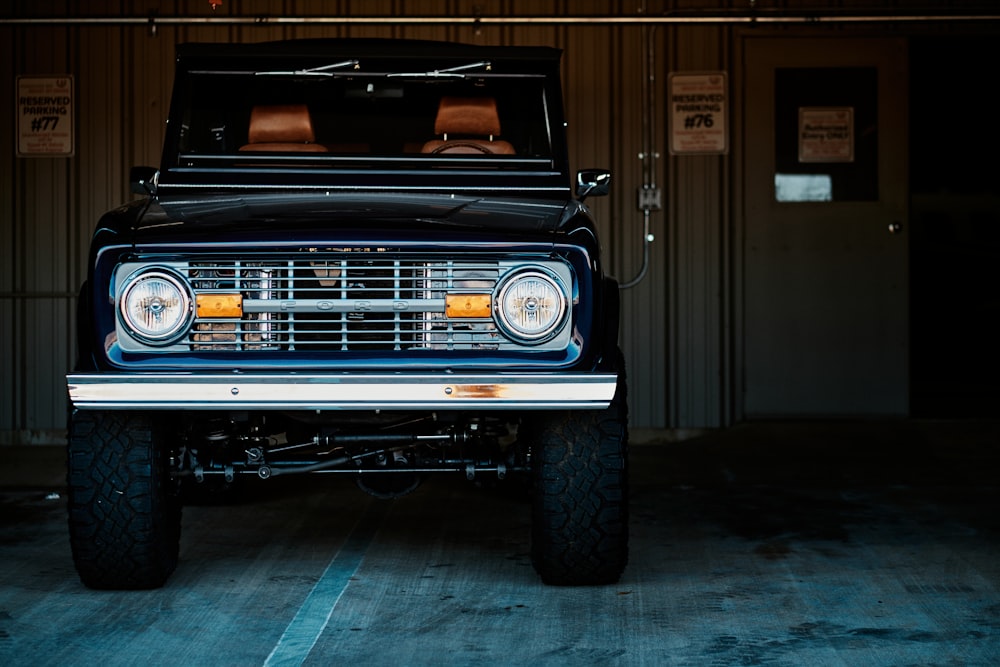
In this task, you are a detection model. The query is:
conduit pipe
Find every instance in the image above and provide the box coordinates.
[619,24,659,291]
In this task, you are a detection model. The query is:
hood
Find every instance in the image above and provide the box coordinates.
[130,192,575,245]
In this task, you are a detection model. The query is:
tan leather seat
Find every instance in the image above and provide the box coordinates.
[239,105,328,152]
[421,97,515,155]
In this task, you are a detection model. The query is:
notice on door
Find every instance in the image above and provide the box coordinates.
[669,72,728,155]
[798,107,853,163]
[17,76,75,157]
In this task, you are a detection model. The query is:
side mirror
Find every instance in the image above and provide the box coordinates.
[129,166,159,196]
[576,169,611,201]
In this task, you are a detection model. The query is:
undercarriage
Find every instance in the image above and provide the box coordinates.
[173,411,528,499]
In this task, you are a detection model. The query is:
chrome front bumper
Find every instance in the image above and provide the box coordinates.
[67,372,617,410]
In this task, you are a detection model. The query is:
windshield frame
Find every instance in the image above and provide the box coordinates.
[157,40,571,196]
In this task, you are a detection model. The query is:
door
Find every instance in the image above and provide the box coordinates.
[743,38,908,417]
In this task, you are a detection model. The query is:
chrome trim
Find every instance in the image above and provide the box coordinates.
[493,268,569,344]
[67,372,617,410]
[117,268,195,345]
[242,298,446,313]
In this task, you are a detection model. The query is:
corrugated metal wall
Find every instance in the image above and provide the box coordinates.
[13,0,853,442]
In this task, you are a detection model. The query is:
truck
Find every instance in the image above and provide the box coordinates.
[66,38,628,589]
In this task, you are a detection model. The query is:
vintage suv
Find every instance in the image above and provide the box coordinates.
[66,38,627,589]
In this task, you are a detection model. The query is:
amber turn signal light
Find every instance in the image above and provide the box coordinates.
[445,294,491,318]
[196,293,243,318]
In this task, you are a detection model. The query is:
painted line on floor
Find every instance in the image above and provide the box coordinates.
[264,499,390,667]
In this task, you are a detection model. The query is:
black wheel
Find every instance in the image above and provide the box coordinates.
[67,410,181,589]
[527,361,629,585]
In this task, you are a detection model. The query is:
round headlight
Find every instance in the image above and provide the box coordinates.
[118,269,193,345]
[494,269,568,344]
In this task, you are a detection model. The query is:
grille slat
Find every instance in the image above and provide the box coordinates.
[186,257,502,351]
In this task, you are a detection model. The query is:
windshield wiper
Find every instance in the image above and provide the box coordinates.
[386,61,491,78]
[255,59,360,76]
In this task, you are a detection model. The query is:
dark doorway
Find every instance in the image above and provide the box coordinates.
[743,37,908,417]
[909,36,1000,418]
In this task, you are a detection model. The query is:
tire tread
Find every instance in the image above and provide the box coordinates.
[67,411,181,590]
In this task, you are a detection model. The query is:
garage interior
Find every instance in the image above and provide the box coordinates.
[2,2,999,665]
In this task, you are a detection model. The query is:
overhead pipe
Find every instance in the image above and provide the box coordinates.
[2,12,1000,27]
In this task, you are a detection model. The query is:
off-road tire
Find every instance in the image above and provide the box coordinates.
[527,360,628,585]
[67,410,181,589]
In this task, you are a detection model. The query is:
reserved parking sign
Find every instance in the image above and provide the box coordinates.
[17,75,74,157]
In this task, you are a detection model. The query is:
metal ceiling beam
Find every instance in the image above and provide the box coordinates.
[2,12,999,27]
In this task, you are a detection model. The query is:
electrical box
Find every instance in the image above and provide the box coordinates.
[637,186,662,212]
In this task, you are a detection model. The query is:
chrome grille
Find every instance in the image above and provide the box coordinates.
[183,258,502,351]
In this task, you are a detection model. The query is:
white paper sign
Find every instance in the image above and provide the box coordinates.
[798,107,853,163]
[669,72,728,155]
[17,76,75,157]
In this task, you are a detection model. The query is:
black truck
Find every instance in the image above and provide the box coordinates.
[66,38,628,589]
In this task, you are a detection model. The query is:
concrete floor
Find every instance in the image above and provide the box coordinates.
[0,420,998,666]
